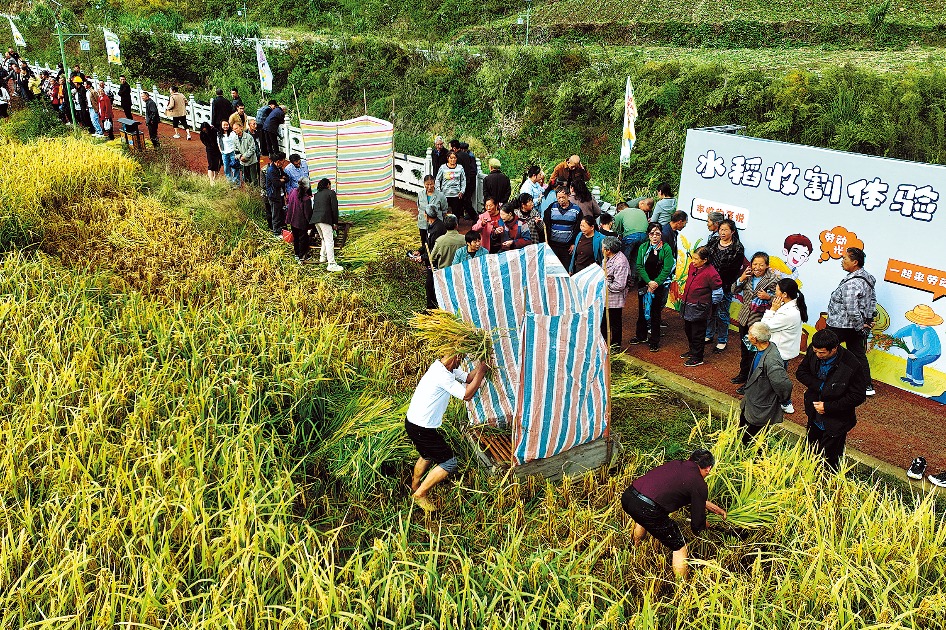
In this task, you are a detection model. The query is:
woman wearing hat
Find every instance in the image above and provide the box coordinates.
[890,305,943,387]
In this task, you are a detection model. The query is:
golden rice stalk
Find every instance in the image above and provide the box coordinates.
[411,309,502,364]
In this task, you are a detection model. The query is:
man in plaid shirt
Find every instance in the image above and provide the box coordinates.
[826,247,877,396]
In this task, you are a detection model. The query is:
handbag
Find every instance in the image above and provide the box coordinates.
[282,228,293,243]
[682,302,710,322]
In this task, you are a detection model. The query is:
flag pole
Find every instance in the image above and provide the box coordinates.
[292,84,302,125]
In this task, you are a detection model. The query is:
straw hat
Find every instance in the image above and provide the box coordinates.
[904,304,943,326]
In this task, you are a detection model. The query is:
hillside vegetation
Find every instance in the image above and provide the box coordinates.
[12,0,946,198]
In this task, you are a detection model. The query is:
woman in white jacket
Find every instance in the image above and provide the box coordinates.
[761,278,808,413]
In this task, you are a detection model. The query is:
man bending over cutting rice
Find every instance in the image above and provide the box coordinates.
[405,353,488,512]
[621,449,728,578]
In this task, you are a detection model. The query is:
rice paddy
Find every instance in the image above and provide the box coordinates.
[0,134,943,628]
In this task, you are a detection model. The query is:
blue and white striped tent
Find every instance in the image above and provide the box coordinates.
[433,244,609,465]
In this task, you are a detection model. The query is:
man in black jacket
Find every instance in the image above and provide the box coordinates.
[430,135,448,177]
[142,91,160,148]
[118,76,132,115]
[421,209,447,309]
[482,158,512,206]
[210,88,233,131]
[263,105,286,158]
[796,328,868,470]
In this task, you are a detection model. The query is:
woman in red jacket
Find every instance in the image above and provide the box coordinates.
[285,178,313,263]
[681,246,722,367]
[97,81,114,140]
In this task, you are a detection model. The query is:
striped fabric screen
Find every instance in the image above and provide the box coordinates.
[300,120,338,187]
[336,117,394,210]
[299,116,394,211]
[433,244,609,465]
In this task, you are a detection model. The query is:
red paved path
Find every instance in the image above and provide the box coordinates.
[135,121,941,476]
[617,300,946,473]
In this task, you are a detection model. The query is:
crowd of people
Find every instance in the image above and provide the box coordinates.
[409,140,905,578]
[1,52,343,268]
[1,53,121,140]
[417,138,890,479]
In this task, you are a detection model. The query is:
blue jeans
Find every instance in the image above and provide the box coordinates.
[906,353,939,385]
[621,232,647,280]
[223,152,239,183]
[89,109,103,135]
[708,291,734,343]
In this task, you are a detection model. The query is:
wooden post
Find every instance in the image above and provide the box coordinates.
[602,254,613,471]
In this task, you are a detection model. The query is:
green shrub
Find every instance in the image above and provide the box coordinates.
[0,102,67,144]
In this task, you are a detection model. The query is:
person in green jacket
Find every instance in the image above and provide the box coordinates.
[429,215,466,269]
[629,222,675,352]
[232,121,259,187]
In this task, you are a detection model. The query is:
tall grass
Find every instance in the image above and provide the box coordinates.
[0,135,942,628]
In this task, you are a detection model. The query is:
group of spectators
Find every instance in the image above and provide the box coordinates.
[1,54,120,140]
[420,138,880,474]
[0,54,335,267]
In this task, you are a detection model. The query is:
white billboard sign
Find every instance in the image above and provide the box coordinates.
[677,129,946,402]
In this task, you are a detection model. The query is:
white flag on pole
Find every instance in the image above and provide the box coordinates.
[104,29,121,65]
[9,18,26,48]
[619,76,638,167]
[256,41,273,93]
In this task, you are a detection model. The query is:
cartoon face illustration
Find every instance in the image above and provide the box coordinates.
[782,234,813,270]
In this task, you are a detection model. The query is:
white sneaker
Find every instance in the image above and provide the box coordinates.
[186,134,192,140]
[173,134,181,139]
[326,263,343,272]
[866,385,876,396]
[781,402,794,414]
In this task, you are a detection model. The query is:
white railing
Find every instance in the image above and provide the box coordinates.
[28,64,601,209]
[30,62,303,156]
[171,33,290,50]
[394,151,427,195]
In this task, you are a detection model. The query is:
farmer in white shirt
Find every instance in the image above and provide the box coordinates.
[405,354,487,512]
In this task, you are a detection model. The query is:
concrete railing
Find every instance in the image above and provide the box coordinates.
[171,33,290,50]
[31,62,303,157]
[29,64,603,209]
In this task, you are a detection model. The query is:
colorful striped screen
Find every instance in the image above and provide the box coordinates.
[433,244,609,465]
[300,120,338,186]
[299,116,394,211]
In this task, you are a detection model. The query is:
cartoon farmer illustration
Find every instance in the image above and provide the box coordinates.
[892,304,943,387]
[770,234,813,284]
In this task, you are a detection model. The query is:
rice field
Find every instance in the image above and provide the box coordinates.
[0,135,943,627]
